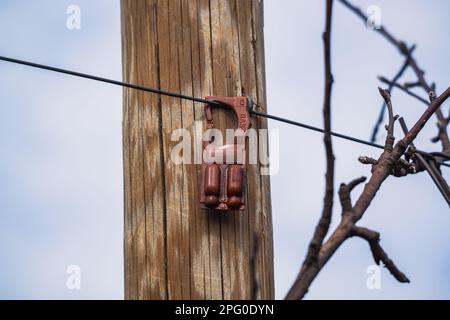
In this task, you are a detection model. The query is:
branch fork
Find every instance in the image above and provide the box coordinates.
[351,227,410,283]
[286,0,450,300]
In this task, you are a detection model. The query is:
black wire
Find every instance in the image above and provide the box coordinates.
[252,110,450,168]
[0,55,224,108]
[0,55,449,168]
[251,110,385,149]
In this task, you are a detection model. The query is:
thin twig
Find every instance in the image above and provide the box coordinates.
[371,46,415,142]
[378,88,396,151]
[339,177,367,212]
[378,77,430,106]
[351,227,410,283]
[338,0,450,154]
[303,0,335,267]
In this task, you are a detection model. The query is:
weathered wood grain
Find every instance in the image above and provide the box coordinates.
[122,0,274,300]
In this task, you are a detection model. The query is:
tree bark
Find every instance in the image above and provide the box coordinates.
[121,0,274,300]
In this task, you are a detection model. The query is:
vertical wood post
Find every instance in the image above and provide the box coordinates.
[121,0,274,300]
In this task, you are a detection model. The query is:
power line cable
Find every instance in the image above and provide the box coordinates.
[0,55,449,168]
[252,110,450,168]
[251,110,384,149]
[0,55,224,108]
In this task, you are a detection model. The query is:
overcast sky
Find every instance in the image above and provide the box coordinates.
[0,0,449,300]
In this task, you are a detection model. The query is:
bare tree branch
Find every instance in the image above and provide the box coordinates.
[286,0,450,301]
[339,177,367,212]
[400,87,450,148]
[338,0,450,155]
[338,0,400,49]
[351,227,410,283]
[286,86,450,300]
[378,88,396,151]
[378,76,430,106]
[371,46,415,143]
[303,0,335,267]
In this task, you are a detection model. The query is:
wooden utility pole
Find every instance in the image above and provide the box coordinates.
[121,0,274,300]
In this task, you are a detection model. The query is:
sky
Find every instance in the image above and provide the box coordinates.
[0,0,449,300]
